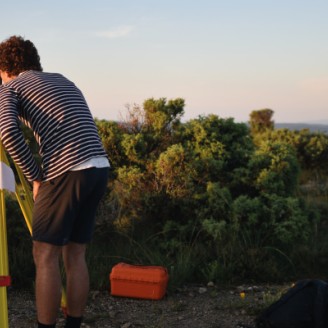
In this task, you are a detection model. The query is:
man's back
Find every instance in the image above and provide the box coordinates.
[0,70,107,181]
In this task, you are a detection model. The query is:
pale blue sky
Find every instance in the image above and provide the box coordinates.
[1,0,327,123]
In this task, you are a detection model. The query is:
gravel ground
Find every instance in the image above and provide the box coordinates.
[7,283,288,328]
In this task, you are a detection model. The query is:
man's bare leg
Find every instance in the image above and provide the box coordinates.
[33,241,62,325]
[62,242,89,318]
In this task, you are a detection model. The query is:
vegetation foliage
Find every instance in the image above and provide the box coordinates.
[5,101,328,290]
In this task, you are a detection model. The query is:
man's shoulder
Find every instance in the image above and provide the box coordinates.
[0,83,16,97]
[18,70,56,78]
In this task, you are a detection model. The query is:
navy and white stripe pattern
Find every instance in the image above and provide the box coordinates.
[0,71,107,181]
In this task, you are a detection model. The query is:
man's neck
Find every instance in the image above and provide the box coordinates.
[0,70,18,84]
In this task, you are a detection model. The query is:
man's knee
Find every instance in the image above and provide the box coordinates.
[63,243,86,265]
[33,241,62,267]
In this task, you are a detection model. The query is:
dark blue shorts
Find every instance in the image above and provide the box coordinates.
[32,167,109,246]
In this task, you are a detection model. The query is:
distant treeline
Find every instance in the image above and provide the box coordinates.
[275,123,328,134]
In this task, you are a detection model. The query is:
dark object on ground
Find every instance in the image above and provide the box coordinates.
[256,279,328,328]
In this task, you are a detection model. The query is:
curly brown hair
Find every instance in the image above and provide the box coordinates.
[0,35,43,77]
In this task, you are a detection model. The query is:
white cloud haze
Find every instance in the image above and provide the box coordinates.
[95,25,135,39]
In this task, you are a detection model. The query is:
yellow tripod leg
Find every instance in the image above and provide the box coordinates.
[0,145,10,328]
[0,187,9,328]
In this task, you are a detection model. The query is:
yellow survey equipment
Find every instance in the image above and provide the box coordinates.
[0,143,67,327]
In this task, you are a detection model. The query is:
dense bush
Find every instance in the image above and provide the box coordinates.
[4,100,328,290]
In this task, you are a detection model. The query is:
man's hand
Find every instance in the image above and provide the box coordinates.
[33,180,41,201]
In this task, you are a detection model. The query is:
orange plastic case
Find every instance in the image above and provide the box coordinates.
[110,262,169,300]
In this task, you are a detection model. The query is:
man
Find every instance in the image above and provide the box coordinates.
[0,35,110,328]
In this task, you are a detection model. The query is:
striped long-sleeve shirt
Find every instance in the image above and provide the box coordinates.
[0,70,108,182]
